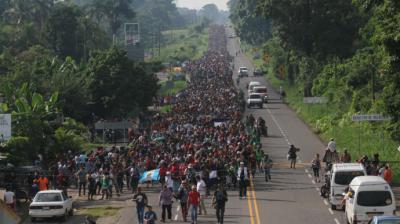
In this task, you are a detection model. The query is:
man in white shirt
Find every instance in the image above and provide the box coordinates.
[196,175,207,215]
[4,187,15,210]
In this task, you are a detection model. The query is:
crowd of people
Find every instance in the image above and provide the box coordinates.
[26,25,265,224]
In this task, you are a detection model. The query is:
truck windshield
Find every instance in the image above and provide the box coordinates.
[334,171,364,185]
[254,88,267,93]
[249,95,261,99]
[357,191,392,206]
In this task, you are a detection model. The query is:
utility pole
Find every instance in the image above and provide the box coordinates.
[371,56,376,102]
[158,24,161,57]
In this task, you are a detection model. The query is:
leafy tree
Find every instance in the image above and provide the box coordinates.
[87,47,159,118]
[199,4,219,22]
[44,3,82,60]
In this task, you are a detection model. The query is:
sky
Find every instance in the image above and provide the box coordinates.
[175,0,230,11]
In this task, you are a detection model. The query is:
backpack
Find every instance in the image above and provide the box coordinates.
[215,190,226,203]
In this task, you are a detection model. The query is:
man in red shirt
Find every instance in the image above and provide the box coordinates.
[188,185,200,224]
[38,174,49,191]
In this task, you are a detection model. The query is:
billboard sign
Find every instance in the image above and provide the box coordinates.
[125,23,140,46]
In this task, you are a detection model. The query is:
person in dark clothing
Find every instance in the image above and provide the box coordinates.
[133,187,148,224]
[212,185,228,224]
[288,144,300,169]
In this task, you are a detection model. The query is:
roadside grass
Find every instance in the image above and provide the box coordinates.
[78,206,121,218]
[159,80,187,96]
[154,28,209,62]
[240,42,400,182]
[159,105,172,113]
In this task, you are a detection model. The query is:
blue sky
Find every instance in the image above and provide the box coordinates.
[175,0,229,11]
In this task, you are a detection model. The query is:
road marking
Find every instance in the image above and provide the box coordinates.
[334,218,340,224]
[174,205,180,221]
[312,180,316,184]
[328,208,334,215]
[316,187,320,192]
[250,175,261,224]
[307,174,312,179]
[323,199,329,205]
[247,185,255,224]
[305,169,309,173]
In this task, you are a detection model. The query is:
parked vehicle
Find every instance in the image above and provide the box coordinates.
[253,68,263,76]
[29,190,73,222]
[345,176,396,224]
[368,215,400,224]
[247,93,263,109]
[329,163,366,210]
[238,67,249,77]
[253,86,268,103]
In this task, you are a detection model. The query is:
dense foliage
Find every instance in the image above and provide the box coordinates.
[229,0,400,141]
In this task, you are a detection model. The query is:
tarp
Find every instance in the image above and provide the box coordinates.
[139,169,160,183]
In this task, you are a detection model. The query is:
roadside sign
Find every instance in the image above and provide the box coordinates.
[351,114,391,121]
[279,65,285,80]
[303,97,328,104]
[0,114,11,141]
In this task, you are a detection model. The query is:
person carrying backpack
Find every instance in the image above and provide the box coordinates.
[177,180,190,222]
[311,153,321,183]
[212,184,228,224]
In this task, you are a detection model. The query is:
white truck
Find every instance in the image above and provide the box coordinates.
[247,93,263,108]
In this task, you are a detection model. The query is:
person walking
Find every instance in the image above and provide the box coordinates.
[133,187,148,224]
[237,162,249,199]
[311,153,321,183]
[288,144,300,169]
[188,185,200,224]
[263,154,273,182]
[177,180,190,222]
[212,185,228,224]
[383,164,393,184]
[4,186,16,210]
[38,173,49,191]
[196,175,207,215]
[76,166,87,196]
[87,173,96,200]
[144,205,157,224]
[100,173,110,200]
[159,185,173,222]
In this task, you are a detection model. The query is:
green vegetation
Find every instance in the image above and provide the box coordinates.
[155,26,209,62]
[229,0,400,179]
[78,206,121,218]
[159,80,187,96]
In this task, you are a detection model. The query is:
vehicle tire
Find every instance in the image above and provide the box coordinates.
[259,104,263,109]
[331,204,336,210]
[31,217,36,223]
[69,207,74,216]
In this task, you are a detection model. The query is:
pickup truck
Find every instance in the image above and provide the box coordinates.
[238,67,249,77]
[247,93,263,108]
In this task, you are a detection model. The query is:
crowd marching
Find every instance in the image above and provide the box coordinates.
[9,25,270,224]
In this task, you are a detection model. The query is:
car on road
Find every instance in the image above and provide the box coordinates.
[253,68,263,76]
[238,67,249,77]
[345,176,396,224]
[247,81,261,94]
[368,215,400,224]
[29,190,73,222]
[252,86,268,103]
[247,93,263,108]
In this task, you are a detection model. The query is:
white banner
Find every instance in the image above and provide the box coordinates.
[303,97,328,104]
[0,114,11,141]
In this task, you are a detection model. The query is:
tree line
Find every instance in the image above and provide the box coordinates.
[229,0,400,141]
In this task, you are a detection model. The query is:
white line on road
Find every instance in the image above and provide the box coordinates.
[312,180,316,184]
[307,174,312,179]
[316,187,320,192]
[328,208,334,215]
[305,169,309,173]
[323,199,329,205]
[334,218,340,224]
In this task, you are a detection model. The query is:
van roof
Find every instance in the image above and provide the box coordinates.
[349,176,389,191]
[332,163,365,172]
[248,81,261,86]
[253,86,267,89]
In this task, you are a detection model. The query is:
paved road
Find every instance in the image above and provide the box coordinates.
[226,26,346,224]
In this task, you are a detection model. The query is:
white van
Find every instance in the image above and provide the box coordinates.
[247,81,261,94]
[329,163,366,210]
[345,176,396,224]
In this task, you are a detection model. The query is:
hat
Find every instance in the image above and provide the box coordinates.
[240,162,244,165]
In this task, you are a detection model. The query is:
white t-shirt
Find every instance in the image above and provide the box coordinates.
[197,180,206,196]
[4,191,15,204]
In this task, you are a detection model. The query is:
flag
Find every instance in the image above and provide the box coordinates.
[139,169,160,183]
